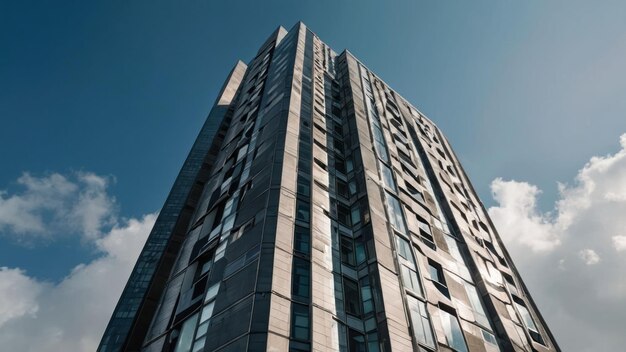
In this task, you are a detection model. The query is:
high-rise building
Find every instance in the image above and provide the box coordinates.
[99,22,559,352]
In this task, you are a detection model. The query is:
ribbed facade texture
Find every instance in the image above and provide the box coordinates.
[99,23,560,352]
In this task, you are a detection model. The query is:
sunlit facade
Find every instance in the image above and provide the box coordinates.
[99,22,560,352]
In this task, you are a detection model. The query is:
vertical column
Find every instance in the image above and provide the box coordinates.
[265,22,306,351]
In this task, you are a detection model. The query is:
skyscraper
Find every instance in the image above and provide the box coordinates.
[99,22,559,352]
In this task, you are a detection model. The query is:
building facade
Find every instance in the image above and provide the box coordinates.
[99,23,560,352]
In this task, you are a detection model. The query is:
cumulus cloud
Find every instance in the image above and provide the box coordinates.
[0,267,43,327]
[0,172,117,242]
[489,178,560,252]
[489,133,626,352]
[579,249,600,265]
[612,235,626,251]
[0,213,156,351]
[0,170,157,351]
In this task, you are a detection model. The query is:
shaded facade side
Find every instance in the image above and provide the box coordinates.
[98,58,248,352]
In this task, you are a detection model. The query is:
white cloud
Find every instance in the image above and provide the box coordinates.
[0,170,156,351]
[489,178,560,252]
[579,249,600,265]
[0,213,156,352]
[0,172,117,242]
[489,133,626,351]
[612,235,626,251]
[0,267,43,327]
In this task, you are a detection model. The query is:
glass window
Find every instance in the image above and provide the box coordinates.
[444,236,464,263]
[375,140,389,163]
[297,177,311,197]
[481,329,498,346]
[355,242,367,265]
[406,296,435,348]
[205,283,220,303]
[294,225,310,255]
[351,206,361,225]
[199,302,215,324]
[349,180,357,196]
[380,164,396,191]
[416,216,431,236]
[486,260,503,286]
[214,241,227,261]
[346,158,354,173]
[174,313,198,352]
[236,144,248,162]
[360,277,374,314]
[504,274,519,296]
[337,203,352,226]
[196,319,209,339]
[341,236,356,266]
[223,197,237,218]
[337,179,349,198]
[336,157,347,174]
[292,257,310,301]
[385,193,406,233]
[429,261,449,297]
[344,278,361,316]
[405,183,425,203]
[191,338,205,352]
[428,261,444,284]
[199,259,212,276]
[395,235,413,263]
[296,199,310,222]
[401,265,422,295]
[334,139,345,154]
[349,329,367,352]
[291,303,310,341]
[514,300,538,332]
[463,282,490,328]
[439,308,469,352]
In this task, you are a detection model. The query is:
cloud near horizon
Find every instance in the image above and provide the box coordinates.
[0,171,117,243]
[0,171,156,352]
[489,133,626,352]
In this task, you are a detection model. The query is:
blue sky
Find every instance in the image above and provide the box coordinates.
[1,1,626,351]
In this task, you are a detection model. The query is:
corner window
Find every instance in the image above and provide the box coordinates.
[344,278,361,316]
[340,236,356,266]
[348,329,366,352]
[337,203,352,226]
[337,179,350,198]
[360,277,374,314]
[355,242,367,265]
